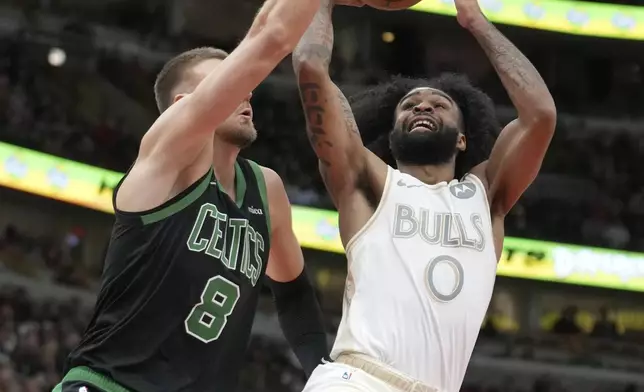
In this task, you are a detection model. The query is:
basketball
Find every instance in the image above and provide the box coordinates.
[362,0,423,10]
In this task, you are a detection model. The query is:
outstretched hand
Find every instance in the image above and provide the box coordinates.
[454,0,486,28]
[335,0,365,7]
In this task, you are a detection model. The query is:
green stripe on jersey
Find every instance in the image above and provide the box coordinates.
[216,161,247,208]
[140,171,212,225]
[60,366,131,392]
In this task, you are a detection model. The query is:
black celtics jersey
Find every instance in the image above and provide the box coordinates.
[65,157,271,392]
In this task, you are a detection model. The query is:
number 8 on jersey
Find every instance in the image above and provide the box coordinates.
[184,276,241,343]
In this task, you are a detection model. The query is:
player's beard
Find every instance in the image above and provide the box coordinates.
[219,125,257,148]
[389,122,460,166]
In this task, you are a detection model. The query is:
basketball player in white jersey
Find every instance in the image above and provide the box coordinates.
[292,0,556,391]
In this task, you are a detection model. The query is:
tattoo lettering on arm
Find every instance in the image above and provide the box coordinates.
[294,0,368,192]
[461,13,555,215]
[293,0,338,170]
[468,21,552,114]
[336,88,360,136]
[300,83,333,167]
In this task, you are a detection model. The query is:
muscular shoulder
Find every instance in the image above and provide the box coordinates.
[259,166,285,193]
[469,161,490,191]
[258,166,291,231]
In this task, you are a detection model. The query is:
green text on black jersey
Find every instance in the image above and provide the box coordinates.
[65,157,271,392]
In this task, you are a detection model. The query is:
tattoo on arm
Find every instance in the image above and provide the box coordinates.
[300,82,332,168]
[469,21,551,113]
[295,0,360,167]
[293,0,334,67]
[336,89,360,136]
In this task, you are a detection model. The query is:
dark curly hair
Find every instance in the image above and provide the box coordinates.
[349,73,500,179]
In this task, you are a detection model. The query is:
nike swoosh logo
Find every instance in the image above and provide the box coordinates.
[397,179,423,188]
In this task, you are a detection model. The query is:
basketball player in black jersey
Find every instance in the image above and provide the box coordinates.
[52,1,328,391]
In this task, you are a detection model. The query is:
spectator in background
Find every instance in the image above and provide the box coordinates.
[532,377,554,392]
[480,314,499,338]
[591,306,618,339]
[624,384,638,392]
[0,356,20,391]
[552,305,582,335]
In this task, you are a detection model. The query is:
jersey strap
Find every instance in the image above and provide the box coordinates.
[113,169,213,226]
[214,160,247,208]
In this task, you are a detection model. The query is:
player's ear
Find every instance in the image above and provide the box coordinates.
[173,93,188,104]
[457,133,466,152]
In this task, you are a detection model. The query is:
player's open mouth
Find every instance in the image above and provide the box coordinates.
[408,116,438,133]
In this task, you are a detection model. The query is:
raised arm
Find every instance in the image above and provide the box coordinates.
[292,0,386,213]
[456,0,556,216]
[254,167,328,377]
[116,0,320,213]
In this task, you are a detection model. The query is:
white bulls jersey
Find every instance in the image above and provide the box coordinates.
[331,167,498,392]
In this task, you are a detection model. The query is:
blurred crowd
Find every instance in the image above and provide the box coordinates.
[507,127,644,251]
[0,286,85,392]
[0,37,139,173]
[0,224,94,289]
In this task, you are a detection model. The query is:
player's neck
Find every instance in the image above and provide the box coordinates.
[212,142,241,198]
[397,162,456,185]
